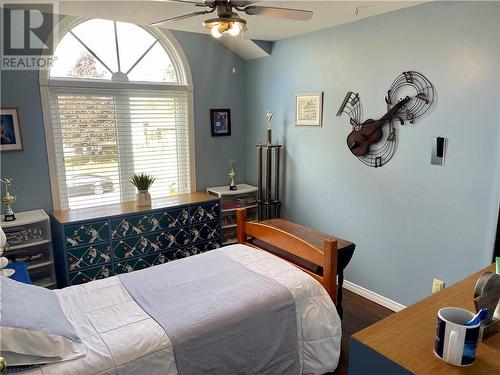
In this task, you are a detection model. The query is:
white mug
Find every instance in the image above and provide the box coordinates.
[434,307,480,366]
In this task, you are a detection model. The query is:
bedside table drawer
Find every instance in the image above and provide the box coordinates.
[69,264,113,285]
[190,201,220,223]
[67,243,111,271]
[64,221,110,248]
[190,221,221,243]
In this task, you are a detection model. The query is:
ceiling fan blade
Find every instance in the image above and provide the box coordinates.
[150,10,212,26]
[244,5,313,21]
[153,0,210,5]
[231,0,259,7]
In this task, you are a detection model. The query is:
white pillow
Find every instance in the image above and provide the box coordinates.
[0,277,85,366]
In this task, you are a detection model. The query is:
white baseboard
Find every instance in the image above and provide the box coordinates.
[343,280,406,312]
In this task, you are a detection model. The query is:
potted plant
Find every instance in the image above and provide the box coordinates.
[130,173,155,207]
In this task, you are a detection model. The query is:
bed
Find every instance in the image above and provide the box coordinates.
[1,209,341,375]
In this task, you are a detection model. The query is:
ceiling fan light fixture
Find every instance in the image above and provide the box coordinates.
[210,26,223,38]
[228,22,242,36]
[203,17,246,38]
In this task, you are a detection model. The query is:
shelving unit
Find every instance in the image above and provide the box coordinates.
[1,209,56,288]
[206,184,258,245]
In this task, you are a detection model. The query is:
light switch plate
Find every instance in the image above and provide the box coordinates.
[431,137,447,166]
[432,278,445,293]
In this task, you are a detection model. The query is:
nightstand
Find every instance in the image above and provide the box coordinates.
[1,209,56,288]
[206,184,258,245]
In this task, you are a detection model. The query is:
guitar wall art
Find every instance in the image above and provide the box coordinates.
[336,71,435,167]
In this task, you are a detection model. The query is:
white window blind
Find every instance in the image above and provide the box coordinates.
[48,86,191,210]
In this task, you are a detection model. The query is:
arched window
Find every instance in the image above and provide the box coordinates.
[41,18,194,210]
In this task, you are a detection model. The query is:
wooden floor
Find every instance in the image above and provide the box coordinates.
[332,289,394,375]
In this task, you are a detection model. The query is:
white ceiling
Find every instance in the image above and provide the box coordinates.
[54,0,424,41]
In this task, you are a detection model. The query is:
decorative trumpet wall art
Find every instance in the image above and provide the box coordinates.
[337,71,435,167]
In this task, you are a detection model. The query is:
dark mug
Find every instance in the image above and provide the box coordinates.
[434,307,480,366]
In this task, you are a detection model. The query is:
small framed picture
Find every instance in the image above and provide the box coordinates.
[1,108,24,152]
[295,92,324,127]
[210,109,231,137]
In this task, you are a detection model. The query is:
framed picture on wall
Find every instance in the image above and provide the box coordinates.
[1,108,24,152]
[210,109,231,137]
[295,92,324,127]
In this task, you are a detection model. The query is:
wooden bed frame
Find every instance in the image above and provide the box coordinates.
[0,211,339,374]
[236,209,338,304]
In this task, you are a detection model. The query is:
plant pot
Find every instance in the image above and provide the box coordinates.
[136,190,151,207]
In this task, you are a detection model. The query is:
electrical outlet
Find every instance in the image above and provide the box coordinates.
[432,279,445,294]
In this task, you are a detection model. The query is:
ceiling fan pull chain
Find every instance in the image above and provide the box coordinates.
[232,37,236,74]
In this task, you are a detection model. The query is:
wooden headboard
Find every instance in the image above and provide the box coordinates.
[236,209,338,304]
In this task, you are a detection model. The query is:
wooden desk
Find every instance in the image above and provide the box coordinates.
[350,265,500,374]
[254,219,356,317]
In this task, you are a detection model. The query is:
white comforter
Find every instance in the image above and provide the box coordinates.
[25,244,341,375]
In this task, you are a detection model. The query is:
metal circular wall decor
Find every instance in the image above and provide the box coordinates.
[336,71,435,167]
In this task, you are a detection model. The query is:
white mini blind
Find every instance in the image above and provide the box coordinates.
[48,86,191,210]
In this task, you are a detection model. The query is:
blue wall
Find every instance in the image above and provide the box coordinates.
[1,61,53,213]
[244,1,500,306]
[0,15,246,213]
[173,31,247,192]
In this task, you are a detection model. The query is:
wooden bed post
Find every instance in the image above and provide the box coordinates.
[236,208,247,244]
[323,238,338,305]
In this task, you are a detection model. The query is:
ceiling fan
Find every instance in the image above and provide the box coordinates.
[150,0,313,38]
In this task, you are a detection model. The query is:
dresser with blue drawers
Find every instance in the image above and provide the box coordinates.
[50,193,221,287]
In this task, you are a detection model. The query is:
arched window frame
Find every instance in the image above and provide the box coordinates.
[40,16,195,211]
